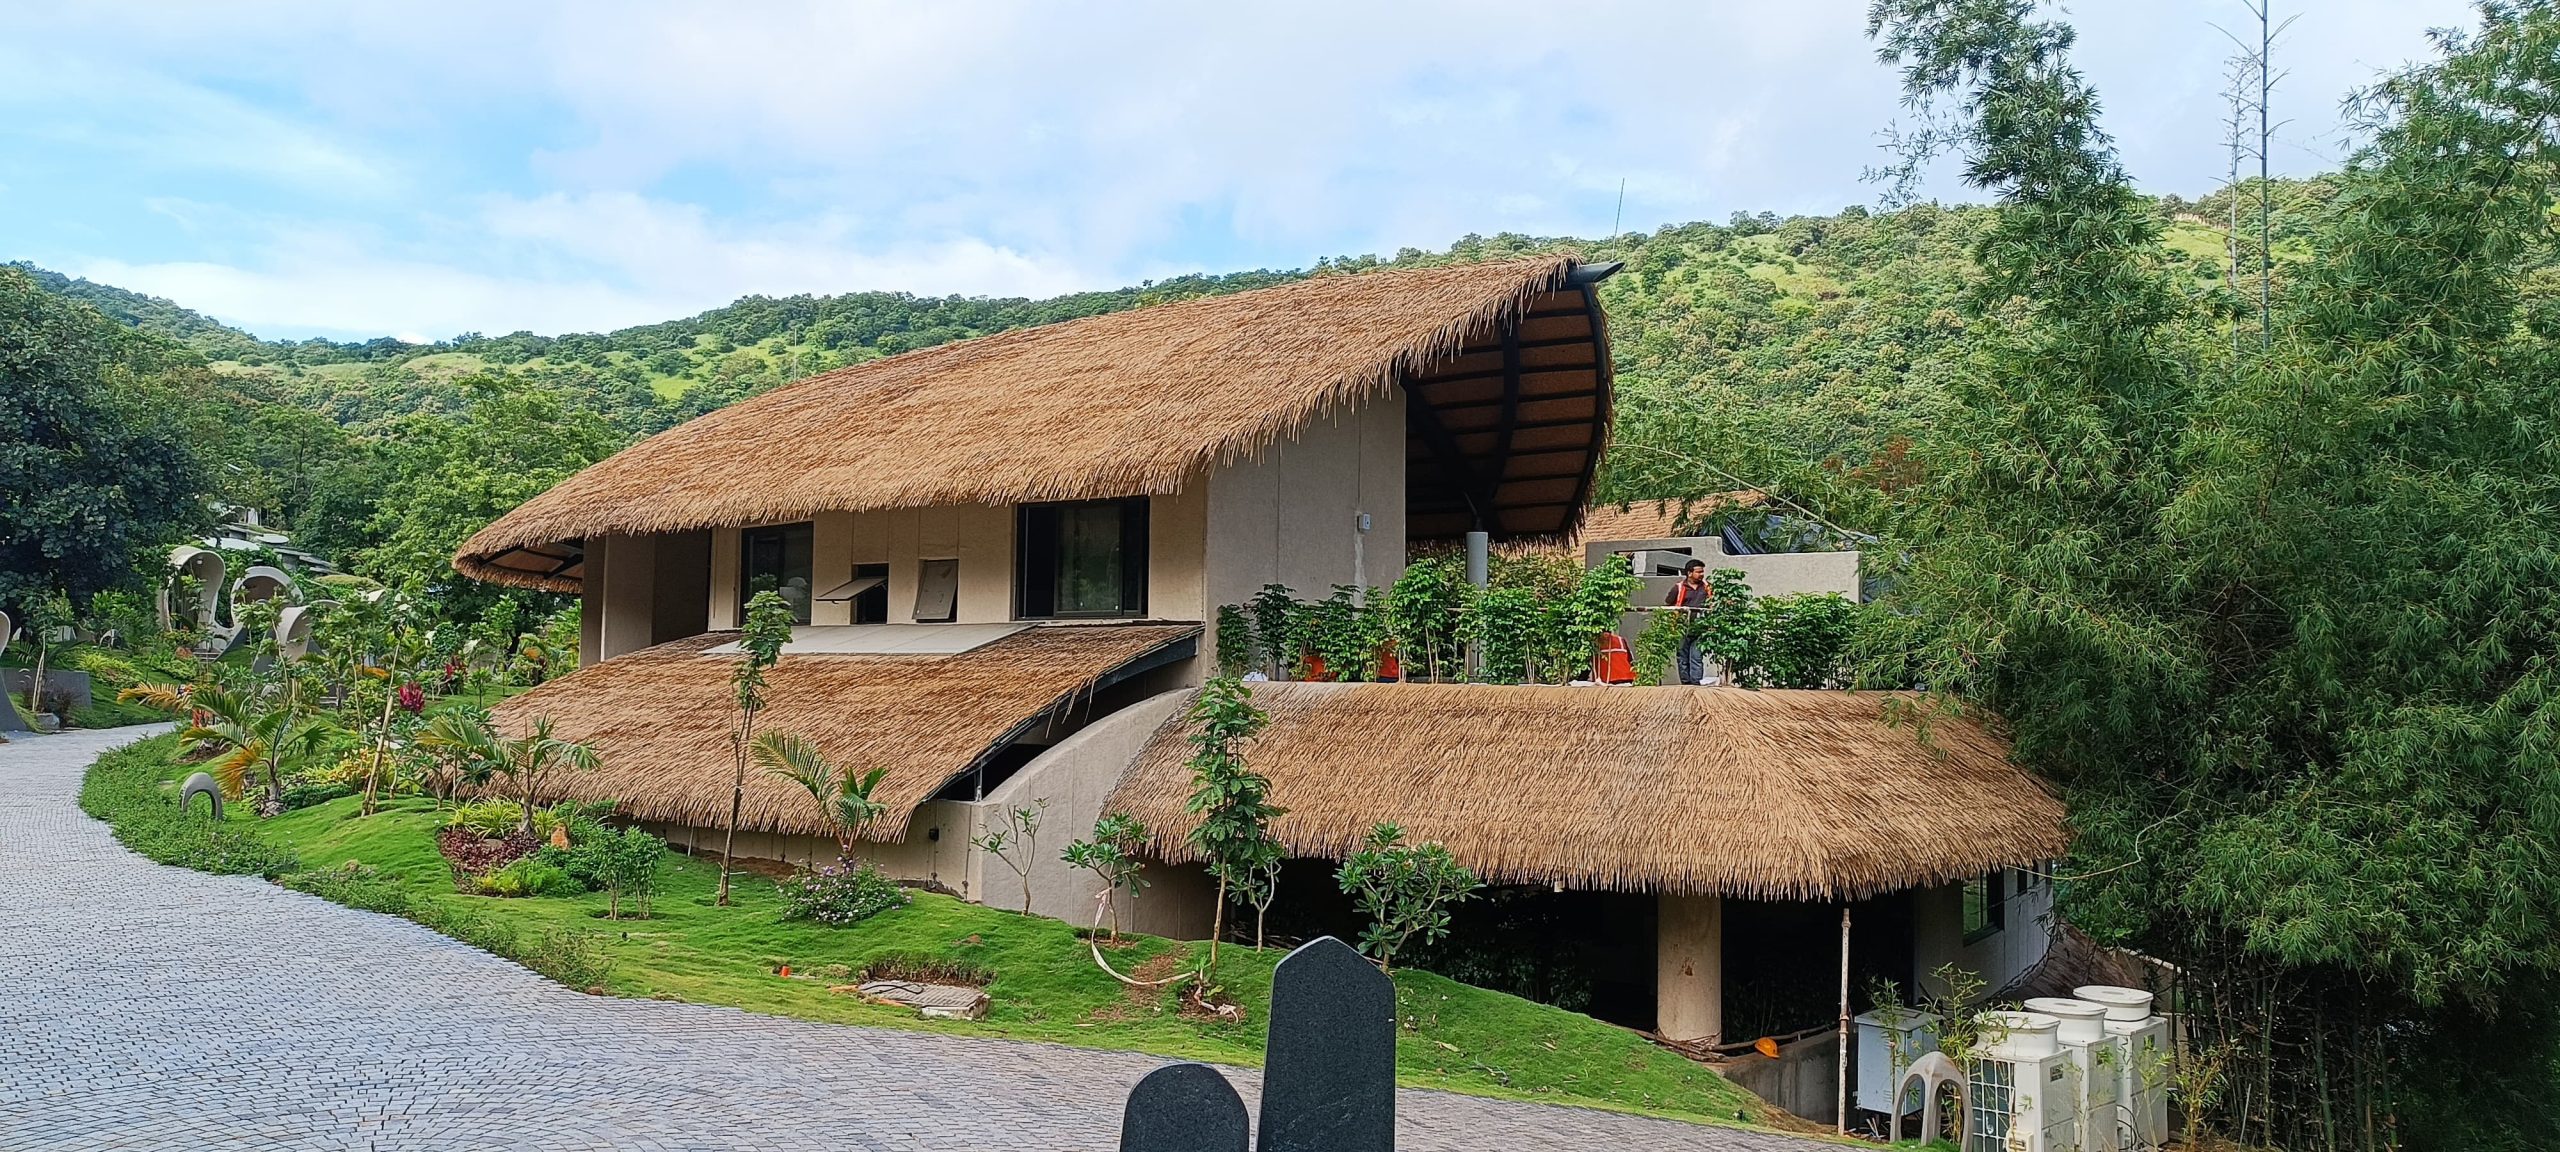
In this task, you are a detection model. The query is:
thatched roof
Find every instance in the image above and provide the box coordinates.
[491,623,1197,838]
[1574,492,1767,547]
[1103,682,2068,900]
[457,256,1614,592]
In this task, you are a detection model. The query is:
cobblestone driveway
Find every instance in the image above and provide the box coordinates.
[0,726,1824,1151]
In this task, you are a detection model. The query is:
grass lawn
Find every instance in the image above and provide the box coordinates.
[81,732,1781,1131]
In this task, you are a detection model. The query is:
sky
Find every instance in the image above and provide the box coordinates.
[0,1,2479,343]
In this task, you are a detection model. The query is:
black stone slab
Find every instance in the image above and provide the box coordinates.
[1120,1062,1249,1152]
[1257,936,1395,1152]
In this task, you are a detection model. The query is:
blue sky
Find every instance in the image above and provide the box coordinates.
[0,1,2476,342]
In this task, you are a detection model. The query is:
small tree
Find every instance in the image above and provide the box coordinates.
[1213,605,1256,678]
[1247,584,1301,679]
[1183,675,1278,966]
[1061,812,1150,938]
[1334,822,1481,972]
[971,800,1046,915]
[21,590,73,718]
[417,712,598,833]
[177,682,337,807]
[587,826,665,920]
[717,590,794,906]
[750,731,888,854]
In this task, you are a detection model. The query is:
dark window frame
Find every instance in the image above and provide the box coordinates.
[850,562,889,625]
[739,521,815,626]
[1014,497,1150,619]
[1961,870,2008,943]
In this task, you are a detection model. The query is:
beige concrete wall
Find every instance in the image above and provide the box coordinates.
[706,527,741,630]
[588,534,658,664]
[1657,893,1725,1043]
[652,798,980,896]
[1203,393,1408,670]
[967,689,1195,930]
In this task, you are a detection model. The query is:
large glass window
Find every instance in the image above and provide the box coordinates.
[1016,498,1149,618]
[740,522,814,625]
[1961,870,2008,942]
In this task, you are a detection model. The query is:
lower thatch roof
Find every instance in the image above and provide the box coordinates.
[491,624,1197,838]
[1102,682,2067,901]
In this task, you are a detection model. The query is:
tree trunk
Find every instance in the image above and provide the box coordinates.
[362,689,396,816]
[1209,874,1227,968]
[717,711,755,906]
[28,642,47,718]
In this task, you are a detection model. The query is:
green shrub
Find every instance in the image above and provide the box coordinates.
[779,858,909,926]
[518,926,613,989]
[473,856,583,898]
[565,825,666,919]
[78,737,300,877]
[444,798,524,837]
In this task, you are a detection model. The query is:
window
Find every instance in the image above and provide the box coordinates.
[1016,499,1149,618]
[1962,870,2008,942]
[850,563,889,625]
[740,522,814,625]
[915,558,959,623]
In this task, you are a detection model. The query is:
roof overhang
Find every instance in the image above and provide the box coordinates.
[1104,681,2068,901]
[491,623,1199,838]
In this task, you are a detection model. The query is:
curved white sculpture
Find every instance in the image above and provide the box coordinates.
[273,604,321,663]
[1898,1051,1967,1146]
[161,546,230,633]
[233,565,291,606]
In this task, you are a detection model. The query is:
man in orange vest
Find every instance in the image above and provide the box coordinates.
[1665,559,1714,685]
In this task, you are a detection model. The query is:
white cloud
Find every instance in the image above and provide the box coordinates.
[0,0,2489,340]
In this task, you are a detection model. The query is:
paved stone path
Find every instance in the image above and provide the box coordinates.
[0,726,1825,1151]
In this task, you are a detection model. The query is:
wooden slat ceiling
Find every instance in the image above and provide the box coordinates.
[1404,283,1613,541]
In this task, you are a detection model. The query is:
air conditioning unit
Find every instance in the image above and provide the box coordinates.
[2078,986,2173,1152]
[2026,997,2122,1152]
[1968,1011,2080,1152]
[1853,1009,1942,1119]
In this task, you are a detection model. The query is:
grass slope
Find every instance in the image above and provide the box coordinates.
[81,733,1773,1129]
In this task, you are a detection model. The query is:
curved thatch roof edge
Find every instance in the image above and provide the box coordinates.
[452,256,1583,588]
[1103,683,2071,902]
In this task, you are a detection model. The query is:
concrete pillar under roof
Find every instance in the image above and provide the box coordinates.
[1657,892,1723,1045]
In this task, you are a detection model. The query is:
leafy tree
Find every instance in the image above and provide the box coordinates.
[1335,822,1482,972]
[749,731,888,854]
[177,683,338,810]
[716,590,794,906]
[1061,812,1150,939]
[0,268,208,614]
[414,712,598,834]
[1854,2,2560,1145]
[18,591,74,718]
[1182,675,1280,966]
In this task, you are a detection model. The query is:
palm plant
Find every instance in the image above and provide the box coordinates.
[176,683,336,808]
[749,731,888,854]
[414,708,501,806]
[416,712,597,833]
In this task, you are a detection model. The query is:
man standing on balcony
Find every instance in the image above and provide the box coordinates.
[1665,559,1715,686]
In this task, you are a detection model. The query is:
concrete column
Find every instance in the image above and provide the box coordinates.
[591,535,657,663]
[1657,892,1724,1044]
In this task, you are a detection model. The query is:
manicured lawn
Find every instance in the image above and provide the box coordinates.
[82,733,1776,1129]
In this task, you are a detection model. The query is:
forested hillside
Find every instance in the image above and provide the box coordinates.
[9,175,2333,590]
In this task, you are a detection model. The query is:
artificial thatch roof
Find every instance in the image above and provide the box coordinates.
[457,256,1612,592]
[492,624,1197,838]
[1103,682,2068,900]
[1574,492,1767,548]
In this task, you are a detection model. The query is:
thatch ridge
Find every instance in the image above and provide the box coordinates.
[491,623,1197,838]
[456,257,1578,588]
[1103,682,2068,900]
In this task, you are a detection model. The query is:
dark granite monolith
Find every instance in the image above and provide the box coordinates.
[1257,936,1394,1152]
[1120,1062,1249,1152]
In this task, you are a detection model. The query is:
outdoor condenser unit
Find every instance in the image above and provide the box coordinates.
[2078,986,2173,1152]
[1853,1009,1942,1119]
[2026,997,2122,1152]
[1968,1011,2080,1152]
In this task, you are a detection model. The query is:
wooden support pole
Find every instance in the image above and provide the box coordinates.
[1838,905,1853,1136]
